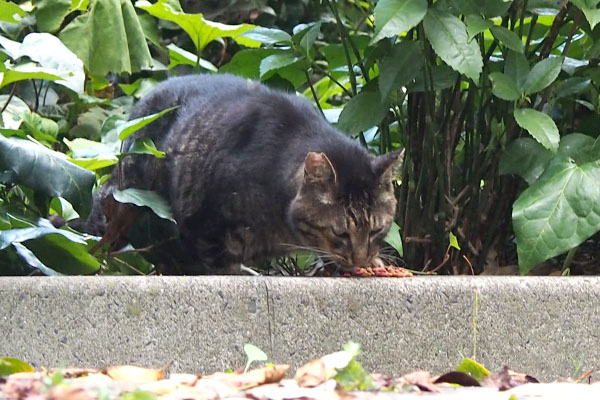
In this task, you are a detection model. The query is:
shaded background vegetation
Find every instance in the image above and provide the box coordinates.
[2,0,600,276]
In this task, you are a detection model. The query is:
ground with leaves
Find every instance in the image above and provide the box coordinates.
[1,345,599,400]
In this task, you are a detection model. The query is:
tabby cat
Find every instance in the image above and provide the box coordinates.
[86,74,401,274]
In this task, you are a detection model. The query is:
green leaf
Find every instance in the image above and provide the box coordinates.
[128,137,166,158]
[449,0,512,18]
[0,1,26,24]
[378,40,423,100]
[135,0,259,52]
[241,27,292,46]
[513,108,559,153]
[513,157,600,274]
[32,0,71,32]
[166,43,217,71]
[51,197,79,222]
[490,25,523,53]
[504,51,529,91]
[12,242,63,276]
[0,136,95,217]
[69,155,118,171]
[64,137,117,158]
[71,0,89,11]
[423,8,483,82]
[259,51,302,79]
[456,358,491,381]
[384,221,403,257]
[554,77,591,98]
[219,48,277,79]
[499,137,553,184]
[558,133,600,165]
[0,358,35,377]
[117,106,178,141]
[0,94,30,129]
[372,0,428,43]
[112,188,175,222]
[24,232,100,274]
[572,0,600,29]
[449,232,461,250]
[0,63,63,90]
[522,56,564,95]
[21,112,59,143]
[60,0,153,76]
[465,15,493,41]
[488,72,521,100]
[243,344,268,373]
[295,22,321,58]
[0,224,87,250]
[337,90,389,135]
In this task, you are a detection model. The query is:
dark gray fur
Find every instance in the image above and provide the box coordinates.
[86,74,399,274]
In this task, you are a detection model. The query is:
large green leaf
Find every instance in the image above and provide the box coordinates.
[504,50,529,91]
[135,0,259,52]
[166,43,217,71]
[378,41,423,100]
[423,8,483,82]
[219,48,277,79]
[112,188,175,222]
[490,25,523,53]
[0,224,87,250]
[23,233,100,274]
[337,90,389,134]
[572,0,600,30]
[449,0,512,18]
[499,137,553,184]
[372,0,428,43]
[60,0,152,76]
[522,56,564,95]
[0,1,26,24]
[513,108,559,153]
[0,136,95,217]
[241,27,292,46]
[488,72,521,100]
[32,0,71,32]
[513,157,600,274]
[0,63,62,90]
[408,64,458,92]
[384,221,403,257]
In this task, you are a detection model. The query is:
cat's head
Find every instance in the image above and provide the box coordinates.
[289,150,401,271]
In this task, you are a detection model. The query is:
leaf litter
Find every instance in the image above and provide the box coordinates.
[1,349,600,400]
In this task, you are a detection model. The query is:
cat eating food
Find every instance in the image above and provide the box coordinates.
[86,74,401,274]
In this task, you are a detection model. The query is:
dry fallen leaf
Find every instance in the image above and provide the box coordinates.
[46,384,94,400]
[3,372,44,400]
[295,351,352,388]
[105,365,164,383]
[400,370,440,392]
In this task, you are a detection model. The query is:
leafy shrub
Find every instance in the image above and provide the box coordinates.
[1,0,600,275]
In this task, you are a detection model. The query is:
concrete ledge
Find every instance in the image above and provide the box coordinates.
[1,276,599,381]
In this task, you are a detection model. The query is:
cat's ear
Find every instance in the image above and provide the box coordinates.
[304,152,337,184]
[373,149,403,181]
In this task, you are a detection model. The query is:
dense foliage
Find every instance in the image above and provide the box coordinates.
[1,0,600,275]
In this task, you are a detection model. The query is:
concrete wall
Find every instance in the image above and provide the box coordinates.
[1,276,599,381]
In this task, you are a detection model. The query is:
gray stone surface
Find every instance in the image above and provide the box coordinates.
[1,276,599,381]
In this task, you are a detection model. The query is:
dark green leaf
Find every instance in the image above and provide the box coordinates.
[500,137,553,184]
[0,358,35,377]
[513,157,600,274]
[449,0,512,18]
[372,0,428,43]
[219,48,277,79]
[423,8,483,82]
[490,25,523,53]
[408,64,458,92]
[0,136,95,217]
[488,72,521,100]
[572,0,600,29]
[554,77,591,98]
[379,41,423,100]
[522,56,564,95]
[337,91,389,134]
[296,22,321,58]
[504,50,529,91]
[0,225,87,250]
[558,133,600,164]
[112,188,175,222]
[259,51,302,79]
[32,0,71,32]
[23,233,100,274]
[241,27,292,45]
[128,137,166,158]
[513,108,559,153]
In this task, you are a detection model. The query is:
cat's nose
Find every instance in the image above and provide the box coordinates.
[351,248,369,267]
